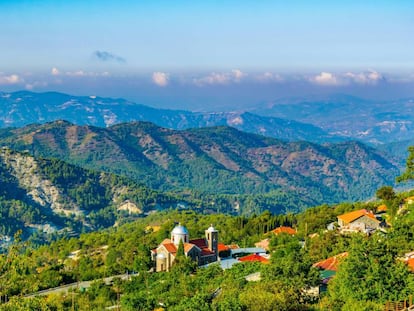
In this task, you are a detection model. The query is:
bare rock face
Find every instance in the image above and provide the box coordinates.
[0,148,78,215]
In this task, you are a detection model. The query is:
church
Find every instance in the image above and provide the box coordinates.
[152,223,219,272]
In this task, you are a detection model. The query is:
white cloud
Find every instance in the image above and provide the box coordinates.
[51,67,60,76]
[193,69,247,86]
[0,73,23,85]
[232,69,246,81]
[344,70,384,85]
[152,72,169,87]
[310,72,341,86]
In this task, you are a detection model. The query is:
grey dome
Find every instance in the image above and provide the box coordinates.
[171,224,189,235]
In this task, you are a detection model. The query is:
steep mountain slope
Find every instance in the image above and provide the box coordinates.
[0,91,342,143]
[0,121,400,206]
[0,147,190,238]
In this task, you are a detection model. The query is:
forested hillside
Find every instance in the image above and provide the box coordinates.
[0,147,191,239]
[2,192,414,310]
[0,121,400,207]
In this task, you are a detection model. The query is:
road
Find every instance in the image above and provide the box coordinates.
[24,273,134,298]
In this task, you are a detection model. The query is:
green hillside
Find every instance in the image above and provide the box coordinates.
[2,192,414,310]
[0,121,401,207]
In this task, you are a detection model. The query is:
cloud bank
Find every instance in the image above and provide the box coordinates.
[310,70,385,86]
[192,69,247,86]
[0,73,22,85]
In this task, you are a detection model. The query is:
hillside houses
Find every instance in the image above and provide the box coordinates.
[337,209,382,234]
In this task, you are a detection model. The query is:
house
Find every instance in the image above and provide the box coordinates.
[313,252,348,285]
[152,223,219,272]
[270,226,297,235]
[402,251,414,271]
[337,209,380,234]
[313,252,348,271]
[238,253,270,264]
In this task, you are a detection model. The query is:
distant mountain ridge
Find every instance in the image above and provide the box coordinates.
[0,120,400,207]
[254,94,414,145]
[0,91,343,144]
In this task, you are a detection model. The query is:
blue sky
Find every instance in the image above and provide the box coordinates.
[1,0,413,109]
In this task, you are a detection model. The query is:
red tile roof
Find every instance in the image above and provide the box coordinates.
[337,209,378,224]
[201,249,216,256]
[407,258,414,271]
[313,252,348,271]
[190,238,208,249]
[239,254,270,264]
[218,243,229,252]
[271,226,297,235]
[162,243,177,254]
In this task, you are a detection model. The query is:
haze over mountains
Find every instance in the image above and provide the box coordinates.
[2,91,414,148]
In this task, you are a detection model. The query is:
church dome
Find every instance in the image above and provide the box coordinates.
[171,223,189,245]
[171,224,189,235]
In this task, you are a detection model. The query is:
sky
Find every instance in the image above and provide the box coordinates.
[1,0,414,110]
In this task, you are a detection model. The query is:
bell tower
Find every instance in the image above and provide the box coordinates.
[205,224,218,255]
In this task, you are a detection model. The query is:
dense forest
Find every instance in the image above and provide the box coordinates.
[0,120,400,207]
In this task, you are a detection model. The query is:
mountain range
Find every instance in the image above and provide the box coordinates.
[0,120,400,207]
[253,94,414,145]
[1,91,414,148]
[0,90,411,240]
[0,91,352,144]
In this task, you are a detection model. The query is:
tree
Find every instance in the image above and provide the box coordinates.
[376,186,399,220]
[397,146,414,183]
[376,186,396,201]
[327,234,414,308]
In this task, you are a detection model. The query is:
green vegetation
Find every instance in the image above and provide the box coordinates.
[0,121,400,208]
[1,192,414,310]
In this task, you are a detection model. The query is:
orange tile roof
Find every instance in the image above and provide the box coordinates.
[407,258,414,271]
[162,243,177,254]
[337,209,378,224]
[218,243,229,252]
[184,243,196,253]
[313,252,348,271]
[271,226,297,235]
[377,204,387,212]
[239,254,270,264]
